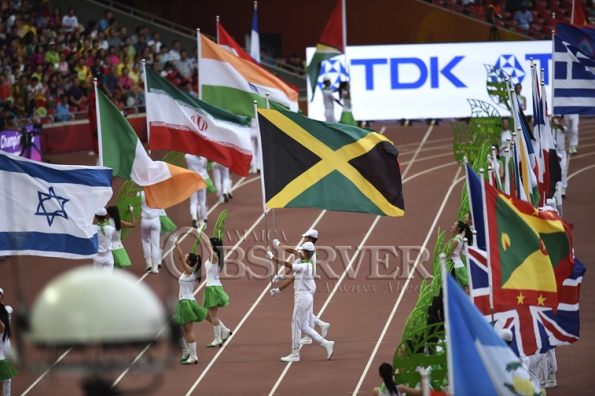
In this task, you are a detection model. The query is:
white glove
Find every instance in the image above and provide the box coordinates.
[273,273,286,283]
[127,205,133,212]
[273,239,280,248]
[168,234,179,244]
[270,288,280,297]
[266,251,274,260]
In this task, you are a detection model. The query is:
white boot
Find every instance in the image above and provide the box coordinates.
[281,349,300,362]
[206,325,222,348]
[179,337,190,363]
[320,339,335,360]
[218,194,225,204]
[300,336,312,345]
[3,378,11,396]
[145,258,152,272]
[317,320,330,338]
[183,342,198,364]
[546,373,557,388]
[151,261,159,274]
[220,321,232,342]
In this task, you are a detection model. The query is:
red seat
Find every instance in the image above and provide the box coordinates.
[40,117,53,124]
[433,0,444,5]
[47,108,56,115]
[79,104,88,112]
[69,106,78,112]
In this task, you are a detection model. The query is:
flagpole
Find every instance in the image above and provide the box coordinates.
[440,252,455,396]
[463,237,472,302]
[551,26,555,116]
[216,16,220,43]
[141,59,151,155]
[487,164,493,186]
[571,0,575,24]
[197,28,202,99]
[265,92,278,241]
[479,168,495,324]
[93,78,104,167]
[504,146,511,195]
[254,100,275,285]
[342,0,350,79]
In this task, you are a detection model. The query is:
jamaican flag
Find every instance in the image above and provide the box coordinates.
[484,181,572,312]
[257,109,404,216]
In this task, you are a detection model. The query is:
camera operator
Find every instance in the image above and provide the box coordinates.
[0,106,17,131]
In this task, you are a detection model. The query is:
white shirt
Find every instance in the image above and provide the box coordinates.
[62,15,79,32]
[292,259,316,294]
[148,40,162,53]
[205,259,222,287]
[178,272,197,300]
[108,218,124,250]
[322,88,335,110]
[140,191,160,218]
[168,49,181,62]
[450,234,465,268]
[500,129,511,155]
[97,223,115,254]
[185,154,209,179]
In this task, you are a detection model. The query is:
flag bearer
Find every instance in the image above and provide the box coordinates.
[563,114,579,155]
[185,154,209,228]
[212,162,232,204]
[551,115,567,197]
[140,191,161,273]
[93,208,115,273]
[322,77,341,123]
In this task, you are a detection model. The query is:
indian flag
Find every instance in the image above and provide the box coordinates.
[145,67,253,176]
[96,86,206,208]
[199,33,299,117]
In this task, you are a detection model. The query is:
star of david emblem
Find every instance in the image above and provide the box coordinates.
[494,54,525,85]
[317,58,349,90]
[35,187,70,226]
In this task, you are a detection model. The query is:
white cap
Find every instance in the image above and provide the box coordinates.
[96,208,107,216]
[298,241,316,252]
[322,76,330,82]
[498,329,513,342]
[0,288,3,296]
[302,229,318,239]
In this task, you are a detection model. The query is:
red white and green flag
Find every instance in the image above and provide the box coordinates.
[145,67,253,176]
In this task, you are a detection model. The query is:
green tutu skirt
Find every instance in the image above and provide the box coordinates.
[340,111,356,126]
[113,248,132,268]
[454,266,469,288]
[160,215,177,234]
[206,177,216,194]
[203,286,229,309]
[0,359,18,382]
[174,299,208,325]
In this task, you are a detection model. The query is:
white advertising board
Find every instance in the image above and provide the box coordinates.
[306,41,552,121]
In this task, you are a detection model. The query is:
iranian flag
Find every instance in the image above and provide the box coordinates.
[96,86,206,208]
[199,33,299,117]
[145,67,253,176]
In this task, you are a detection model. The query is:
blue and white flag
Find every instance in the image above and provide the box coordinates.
[553,22,595,114]
[250,2,260,63]
[0,151,113,259]
[443,270,544,396]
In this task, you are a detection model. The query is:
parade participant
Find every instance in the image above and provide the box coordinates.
[106,206,135,269]
[185,154,209,228]
[338,81,356,126]
[0,289,13,396]
[171,236,208,365]
[140,191,161,273]
[266,242,335,362]
[563,114,579,155]
[273,229,330,345]
[0,303,17,396]
[203,237,232,348]
[372,363,423,396]
[449,221,472,293]
[93,208,115,273]
[322,77,341,123]
[499,117,512,156]
[551,115,568,197]
[212,162,232,204]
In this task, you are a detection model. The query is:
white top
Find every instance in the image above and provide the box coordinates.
[450,234,465,268]
[178,272,197,300]
[185,154,209,179]
[108,218,124,250]
[62,15,79,32]
[378,383,401,396]
[292,259,316,294]
[205,259,222,287]
[500,129,511,155]
[342,92,352,112]
[5,305,12,323]
[322,88,335,110]
[555,129,565,151]
[140,191,160,219]
[96,223,115,254]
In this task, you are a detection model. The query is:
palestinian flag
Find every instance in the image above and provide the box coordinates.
[199,34,299,118]
[483,181,572,312]
[257,109,404,216]
[145,67,253,176]
[96,87,206,208]
[307,0,345,98]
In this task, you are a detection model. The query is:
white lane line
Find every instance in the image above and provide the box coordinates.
[401,126,434,179]
[351,168,464,396]
[568,163,595,180]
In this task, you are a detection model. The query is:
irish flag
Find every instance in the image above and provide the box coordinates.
[145,67,253,176]
[96,86,205,208]
[199,33,299,117]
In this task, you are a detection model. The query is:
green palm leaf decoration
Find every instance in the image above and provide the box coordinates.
[451,122,490,167]
[115,180,142,241]
[212,210,229,240]
[162,151,187,168]
[192,223,208,255]
[484,64,511,111]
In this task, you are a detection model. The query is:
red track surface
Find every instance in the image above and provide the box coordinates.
[1,120,594,396]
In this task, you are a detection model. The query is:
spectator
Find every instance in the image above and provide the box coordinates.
[514,4,532,33]
[48,73,61,98]
[107,28,123,52]
[97,31,108,50]
[67,77,84,108]
[118,66,135,105]
[0,105,17,130]
[24,91,36,117]
[63,39,78,57]
[58,52,69,75]
[175,49,193,79]
[26,75,42,97]
[90,56,104,81]
[159,44,169,63]
[102,64,119,93]
[99,11,112,32]
[107,46,120,66]
[55,93,70,121]
[74,57,90,87]
[153,53,164,72]
[117,54,133,76]
[160,61,176,80]
[131,26,142,45]
[62,7,80,33]
[12,95,26,118]
[48,7,62,31]
[141,47,153,66]
[124,37,136,59]
[148,31,162,53]
[168,40,181,62]
[45,41,59,66]
[85,20,99,39]
[31,64,43,81]
[23,15,37,36]
[129,62,141,87]
[104,17,118,37]
[11,75,27,100]
[31,45,45,68]
[134,34,148,54]
[182,81,197,97]
[0,75,11,102]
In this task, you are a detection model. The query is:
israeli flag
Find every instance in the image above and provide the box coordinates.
[0,151,113,259]
[553,22,595,114]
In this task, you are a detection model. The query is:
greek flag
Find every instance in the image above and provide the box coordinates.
[0,151,113,259]
[553,22,595,114]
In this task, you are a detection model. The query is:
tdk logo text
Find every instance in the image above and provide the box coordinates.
[351,56,466,90]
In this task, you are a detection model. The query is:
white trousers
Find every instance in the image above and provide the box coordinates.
[563,114,579,147]
[3,379,11,396]
[558,150,567,189]
[522,354,544,389]
[546,349,557,374]
[250,129,261,171]
[292,293,322,349]
[141,216,161,265]
[212,165,231,196]
[93,252,114,273]
[189,188,207,220]
[324,108,336,123]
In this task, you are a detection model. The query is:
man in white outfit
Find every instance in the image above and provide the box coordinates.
[499,117,512,156]
[272,229,330,345]
[93,208,115,273]
[322,77,341,123]
[140,191,161,273]
[563,114,579,154]
[185,154,209,228]
[267,242,335,362]
[212,162,232,204]
[551,115,568,197]
[0,287,13,396]
[250,118,261,174]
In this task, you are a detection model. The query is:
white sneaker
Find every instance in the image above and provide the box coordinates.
[300,336,312,345]
[281,351,300,362]
[546,374,557,388]
[321,339,335,360]
[318,321,330,338]
[218,195,225,204]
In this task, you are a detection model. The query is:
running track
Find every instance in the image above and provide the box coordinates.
[1,120,593,395]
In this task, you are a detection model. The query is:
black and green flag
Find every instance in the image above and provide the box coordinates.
[257,109,404,216]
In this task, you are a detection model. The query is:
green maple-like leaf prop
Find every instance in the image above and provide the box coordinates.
[467,99,502,118]
[162,151,187,168]
[115,180,142,241]
[192,223,208,255]
[451,123,489,167]
[212,210,229,240]
[484,64,511,111]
